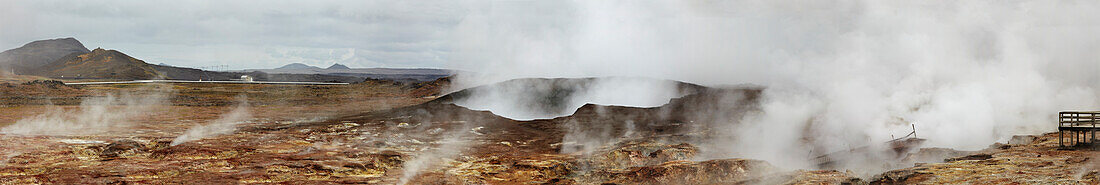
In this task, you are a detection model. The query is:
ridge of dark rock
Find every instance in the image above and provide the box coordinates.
[327,63,351,70]
[0,37,91,70]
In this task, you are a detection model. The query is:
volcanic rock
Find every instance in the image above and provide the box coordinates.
[30,48,161,80]
[0,38,90,70]
[586,159,776,185]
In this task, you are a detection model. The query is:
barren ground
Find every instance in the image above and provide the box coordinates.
[1,76,1098,184]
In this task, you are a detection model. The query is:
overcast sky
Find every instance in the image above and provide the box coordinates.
[0,0,473,69]
[2,0,1097,80]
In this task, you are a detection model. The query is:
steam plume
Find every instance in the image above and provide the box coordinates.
[1,86,171,135]
[446,0,1100,171]
[397,131,469,185]
[171,95,252,146]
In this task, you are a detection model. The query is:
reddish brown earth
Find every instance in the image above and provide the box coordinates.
[1,77,1098,184]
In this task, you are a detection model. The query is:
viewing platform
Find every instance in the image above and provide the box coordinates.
[1058,111,1100,148]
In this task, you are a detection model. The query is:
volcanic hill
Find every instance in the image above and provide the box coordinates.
[276,63,322,70]
[0,38,385,83]
[0,37,90,71]
[327,63,351,70]
[30,48,162,80]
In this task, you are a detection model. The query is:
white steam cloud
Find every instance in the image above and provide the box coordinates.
[397,131,469,185]
[445,0,1100,170]
[1,90,171,135]
[171,95,252,146]
[395,118,479,185]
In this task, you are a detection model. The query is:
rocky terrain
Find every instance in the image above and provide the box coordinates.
[871,133,1100,184]
[1,77,1095,184]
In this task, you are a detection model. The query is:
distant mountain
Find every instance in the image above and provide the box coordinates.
[0,38,90,70]
[1,38,436,83]
[248,62,451,82]
[276,63,322,70]
[0,38,364,82]
[30,48,162,80]
[244,67,453,82]
[327,63,350,70]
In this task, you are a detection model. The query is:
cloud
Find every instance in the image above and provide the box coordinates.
[0,0,464,69]
[443,0,1100,170]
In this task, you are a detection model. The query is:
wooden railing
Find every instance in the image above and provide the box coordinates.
[1060,111,1100,128]
[1059,111,1100,148]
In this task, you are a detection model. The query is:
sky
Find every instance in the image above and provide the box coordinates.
[2,0,1097,84]
[0,0,468,69]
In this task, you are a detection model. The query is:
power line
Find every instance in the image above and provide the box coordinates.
[196,65,230,72]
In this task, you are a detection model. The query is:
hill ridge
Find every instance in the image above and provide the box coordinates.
[0,37,91,70]
[277,63,322,70]
[327,63,350,70]
[31,48,161,80]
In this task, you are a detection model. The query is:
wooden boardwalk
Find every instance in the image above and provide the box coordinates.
[1058,111,1100,148]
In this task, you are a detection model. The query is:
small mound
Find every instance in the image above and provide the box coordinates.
[327,63,351,70]
[439,77,714,120]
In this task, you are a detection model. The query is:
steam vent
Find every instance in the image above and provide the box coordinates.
[3,1,1100,184]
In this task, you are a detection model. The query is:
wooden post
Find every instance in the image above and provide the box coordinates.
[912,124,917,138]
